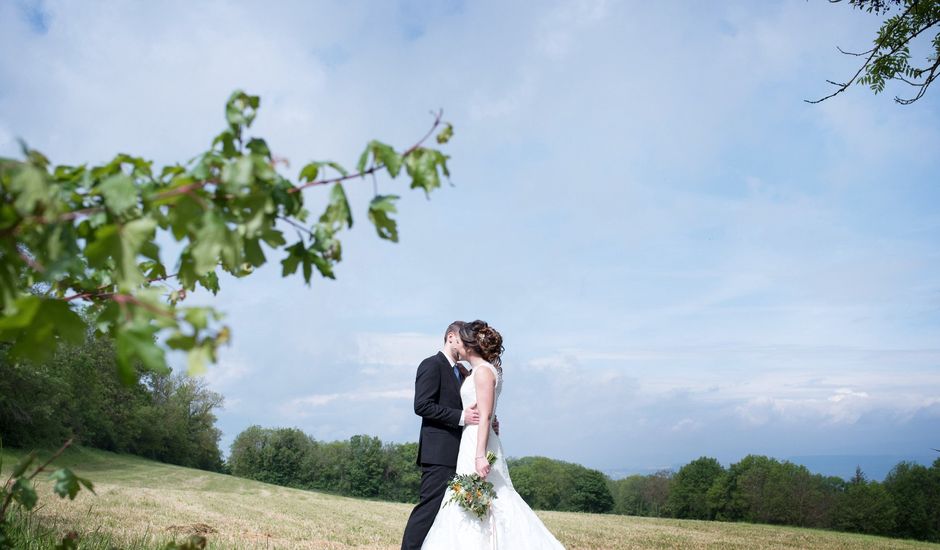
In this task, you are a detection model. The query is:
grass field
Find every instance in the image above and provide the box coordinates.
[1,446,938,549]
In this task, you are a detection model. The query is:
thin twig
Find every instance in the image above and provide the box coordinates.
[0,439,74,519]
[806,2,920,104]
[62,272,179,302]
[17,248,45,273]
[27,438,74,481]
[895,56,940,104]
[112,293,175,318]
[836,46,876,56]
[277,215,315,239]
[289,109,443,194]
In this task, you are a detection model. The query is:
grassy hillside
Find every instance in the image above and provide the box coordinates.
[2,447,938,549]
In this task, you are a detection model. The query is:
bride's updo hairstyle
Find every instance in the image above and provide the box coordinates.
[459,320,505,368]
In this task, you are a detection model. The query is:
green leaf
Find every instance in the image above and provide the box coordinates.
[165,332,196,350]
[436,123,454,144]
[11,451,37,478]
[319,184,353,229]
[357,141,403,177]
[212,129,238,157]
[280,241,304,277]
[246,138,271,158]
[199,271,220,294]
[11,477,37,510]
[187,345,212,376]
[260,227,286,248]
[326,161,348,177]
[225,90,260,131]
[42,299,86,345]
[10,165,50,215]
[84,224,120,269]
[298,162,320,182]
[367,195,400,242]
[191,213,227,276]
[310,253,334,279]
[244,237,266,267]
[356,148,370,174]
[221,156,254,192]
[119,217,158,285]
[50,468,93,500]
[0,298,85,362]
[404,148,447,197]
[183,307,211,330]
[0,295,42,331]
[86,218,157,286]
[116,323,167,381]
[372,141,402,178]
[99,174,137,215]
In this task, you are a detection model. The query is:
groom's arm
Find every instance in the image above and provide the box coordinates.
[413,357,463,428]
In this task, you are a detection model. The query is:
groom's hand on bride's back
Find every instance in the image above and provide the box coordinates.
[464,404,481,425]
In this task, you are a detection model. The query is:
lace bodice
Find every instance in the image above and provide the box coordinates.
[460,362,502,416]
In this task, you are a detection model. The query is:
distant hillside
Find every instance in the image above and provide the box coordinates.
[604,454,939,481]
[787,455,938,481]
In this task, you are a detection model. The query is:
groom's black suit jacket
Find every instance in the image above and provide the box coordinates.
[413,351,465,466]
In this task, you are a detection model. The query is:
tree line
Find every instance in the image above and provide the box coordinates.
[610,455,940,542]
[227,426,616,514]
[0,336,225,472]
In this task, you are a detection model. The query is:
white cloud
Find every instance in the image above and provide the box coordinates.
[535,0,609,59]
[201,352,252,390]
[671,418,701,432]
[282,388,412,417]
[355,332,440,367]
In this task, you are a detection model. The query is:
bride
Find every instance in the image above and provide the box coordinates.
[421,320,565,549]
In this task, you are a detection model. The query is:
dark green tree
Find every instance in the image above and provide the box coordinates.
[380,441,421,502]
[831,467,897,534]
[883,461,939,540]
[508,456,566,510]
[609,475,647,516]
[228,425,266,479]
[707,455,779,522]
[567,466,614,513]
[347,435,384,498]
[667,456,724,520]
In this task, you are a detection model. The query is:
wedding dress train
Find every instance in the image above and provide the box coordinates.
[421,363,565,549]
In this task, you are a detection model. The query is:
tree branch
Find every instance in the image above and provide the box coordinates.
[806,1,922,104]
[836,46,877,56]
[62,272,179,302]
[0,438,74,520]
[895,55,940,103]
[27,438,74,481]
[288,109,443,194]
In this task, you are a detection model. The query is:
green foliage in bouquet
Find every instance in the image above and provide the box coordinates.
[445,451,498,520]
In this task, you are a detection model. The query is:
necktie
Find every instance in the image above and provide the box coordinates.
[453,364,461,380]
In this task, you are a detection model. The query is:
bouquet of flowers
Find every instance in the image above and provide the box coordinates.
[444,451,498,520]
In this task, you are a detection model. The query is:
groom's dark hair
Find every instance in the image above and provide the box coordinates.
[444,320,465,342]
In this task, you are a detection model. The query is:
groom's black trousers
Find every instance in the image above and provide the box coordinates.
[401,462,456,550]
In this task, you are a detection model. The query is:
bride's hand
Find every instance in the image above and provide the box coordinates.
[475,456,490,478]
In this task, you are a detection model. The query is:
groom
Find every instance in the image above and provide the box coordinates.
[401,321,490,550]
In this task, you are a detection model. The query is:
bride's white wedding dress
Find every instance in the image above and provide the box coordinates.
[421,363,565,549]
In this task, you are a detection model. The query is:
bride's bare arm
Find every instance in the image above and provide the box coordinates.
[474,366,496,477]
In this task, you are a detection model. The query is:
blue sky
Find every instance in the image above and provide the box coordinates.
[2,0,939,477]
